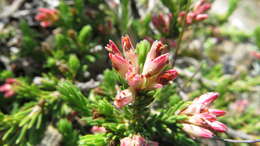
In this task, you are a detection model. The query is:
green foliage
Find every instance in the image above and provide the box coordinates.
[0,102,45,145]
[136,40,151,70]
[79,134,108,146]
[57,119,79,146]
[19,20,39,55]
[0,70,13,79]
[68,54,80,78]
[254,26,260,49]
[224,0,239,22]
[58,1,74,29]
[58,81,90,116]
[78,25,93,45]
[100,69,121,95]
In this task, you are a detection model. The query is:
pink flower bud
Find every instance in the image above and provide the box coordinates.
[0,78,17,98]
[194,0,205,10]
[251,51,260,59]
[196,92,219,106]
[186,12,196,24]
[105,40,122,56]
[114,89,134,108]
[35,8,59,27]
[157,69,178,85]
[152,13,172,34]
[207,121,227,132]
[194,1,211,14]
[145,41,166,65]
[121,35,138,69]
[121,35,134,51]
[120,135,158,146]
[191,113,216,123]
[179,11,186,17]
[208,109,226,117]
[0,84,12,92]
[91,126,107,134]
[143,53,169,76]
[195,14,208,21]
[4,90,15,98]
[6,78,17,84]
[126,70,143,89]
[182,124,214,139]
[109,53,129,77]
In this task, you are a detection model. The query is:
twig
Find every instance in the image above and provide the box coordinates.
[182,63,202,89]
[213,137,260,143]
[226,127,254,140]
[172,22,186,67]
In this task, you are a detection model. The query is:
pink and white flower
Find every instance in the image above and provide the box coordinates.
[152,13,173,34]
[0,78,17,98]
[114,89,135,108]
[178,92,227,138]
[91,126,107,134]
[106,36,178,108]
[35,8,59,27]
[179,0,211,24]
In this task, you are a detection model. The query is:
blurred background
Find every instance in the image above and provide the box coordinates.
[1,0,260,146]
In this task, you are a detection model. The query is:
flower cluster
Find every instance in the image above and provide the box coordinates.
[152,13,173,35]
[251,51,260,60]
[177,92,227,138]
[106,36,178,108]
[0,78,17,98]
[35,8,59,27]
[179,0,211,24]
[120,135,158,146]
[91,126,107,134]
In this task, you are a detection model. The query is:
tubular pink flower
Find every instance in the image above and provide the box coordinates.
[188,113,216,125]
[4,90,15,98]
[182,124,214,139]
[120,135,158,146]
[126,70,143,89]
[207,121,227,132]
[0,78,17,98]
[0,84,11,92]
[105,40,122,56]
[145,41,166,65]
[186,12,196,24]
[152,13,172,34]
[143,53,169,76]
[35,8,59,27]
[109,53,129,77]
[195,14,208,21]
[114,89,134,108]
[251,51,260,59]
[157,69,178,85]
[196,92,219,106]
[121,35,139,70]
[179,0,211,24]
[121,35,134,51]
[208,109,226,117]
[6,78,16,84]
[91,126,107,134]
